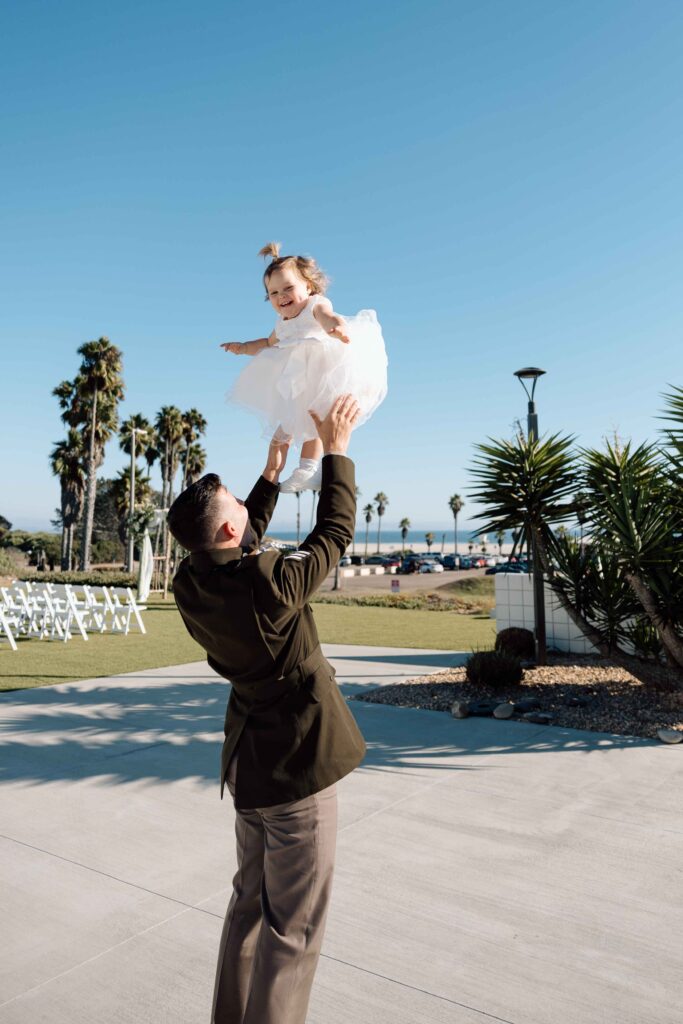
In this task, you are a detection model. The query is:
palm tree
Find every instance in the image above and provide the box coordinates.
[352,486,361,553]
[374,492,388,553]
[49,430,85,570]
[119,414,153,462]
[180,408,208,491]
[155,406,184,508]
[110,467,153,535]
[399,517,410,554]
[182,443,207,485]
[363,504,374,557]
[295,491,301,545]
[448,494,464,556]
[54,338,125,570]
[425,531,435,553]
[496,528,505,556]
[143,426,161,477]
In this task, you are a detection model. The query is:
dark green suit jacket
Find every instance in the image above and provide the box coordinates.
[173,454,367,810]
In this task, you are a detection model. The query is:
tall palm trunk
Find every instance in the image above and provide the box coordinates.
[453,512,458,555]
[365,523,370,557]
[66,523,74,571]
[59,506,68,570]
[376,516,382,553]
[80,387,98,570]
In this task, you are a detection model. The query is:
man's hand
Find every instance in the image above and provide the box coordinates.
[308,394,361,456]
[262,434,291,484]
[220,342,243,354]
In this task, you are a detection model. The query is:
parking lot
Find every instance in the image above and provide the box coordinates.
[320,565,487,595]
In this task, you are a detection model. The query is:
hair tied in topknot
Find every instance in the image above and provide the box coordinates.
[258,241,282,263]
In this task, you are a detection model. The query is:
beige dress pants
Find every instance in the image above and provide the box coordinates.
[211,749,338,1024]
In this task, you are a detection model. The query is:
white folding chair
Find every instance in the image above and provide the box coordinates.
[49,583,89,641]
[9,583,50,639]
[106,586,147,635]
[82,585,109,633]
[0,594,19,650]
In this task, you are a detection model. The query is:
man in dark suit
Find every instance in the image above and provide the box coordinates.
[168,395,367,1024]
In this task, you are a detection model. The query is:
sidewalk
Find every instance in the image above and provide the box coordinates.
[0,646,680,1023]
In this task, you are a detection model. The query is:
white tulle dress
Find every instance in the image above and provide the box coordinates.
[228,295,388,445]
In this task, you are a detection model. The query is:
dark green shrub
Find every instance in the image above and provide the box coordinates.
[495,627,535,659]
[21,571,137,587]
[466,650,524,689]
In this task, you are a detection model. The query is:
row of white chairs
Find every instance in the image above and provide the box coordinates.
[0,580,147,651]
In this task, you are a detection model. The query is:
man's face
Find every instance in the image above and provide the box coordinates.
[266,266,311,319]
[216,486,253,547]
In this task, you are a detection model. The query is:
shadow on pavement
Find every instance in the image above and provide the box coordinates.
[0,663,650,789]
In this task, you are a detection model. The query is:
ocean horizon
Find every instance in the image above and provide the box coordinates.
[267,529,509,549]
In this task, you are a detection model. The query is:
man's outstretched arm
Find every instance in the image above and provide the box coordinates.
[244,435,291,545]
[272,396,360,606]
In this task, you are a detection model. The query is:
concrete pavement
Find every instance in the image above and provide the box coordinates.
[0,645,681,1023]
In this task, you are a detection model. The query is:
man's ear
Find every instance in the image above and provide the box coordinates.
[219,519,239,541]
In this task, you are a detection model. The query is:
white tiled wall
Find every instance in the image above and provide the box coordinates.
[494,573,598,655]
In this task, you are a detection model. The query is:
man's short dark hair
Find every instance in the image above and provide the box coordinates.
[167,473,224,552]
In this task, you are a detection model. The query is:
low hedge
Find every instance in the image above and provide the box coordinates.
[311,593,487,614]
[19,571,138,588]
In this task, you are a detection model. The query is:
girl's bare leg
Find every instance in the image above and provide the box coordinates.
[301,439,323,461]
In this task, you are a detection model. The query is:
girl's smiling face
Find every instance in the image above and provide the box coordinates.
[266,266,311,319]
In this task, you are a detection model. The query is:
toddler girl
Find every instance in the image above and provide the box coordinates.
[221,242,388,492]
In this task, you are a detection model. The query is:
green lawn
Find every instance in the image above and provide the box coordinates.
[312,604,494,650]
[0,598,494,691]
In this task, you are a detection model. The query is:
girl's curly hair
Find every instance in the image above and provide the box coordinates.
[258,242,330,299]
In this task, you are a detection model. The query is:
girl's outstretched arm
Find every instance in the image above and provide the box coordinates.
[220,330,278,355]
[312,298,351,344]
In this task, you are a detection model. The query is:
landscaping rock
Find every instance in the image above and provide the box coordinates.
[566,695,592,707]
[493,702,515,719]
[514,697,542,713]
[523,711,553,725]
[451,700,470,719]
[657,728,682,744]
[468,699,500,717]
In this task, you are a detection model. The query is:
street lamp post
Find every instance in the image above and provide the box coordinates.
[127,427,147,573]
[514,367,547,665]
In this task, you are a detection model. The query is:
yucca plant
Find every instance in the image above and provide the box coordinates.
[469,388,683,689]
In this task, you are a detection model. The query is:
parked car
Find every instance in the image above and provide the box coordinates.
[383,555,402,568]
[418,561,444,573]
[399,557,419,574]
[365,555,386,565]
[488,562,525,575]
[350,555,365,565]
[458,556,473,570]
[442,554,460,570]
[339,555,352,567]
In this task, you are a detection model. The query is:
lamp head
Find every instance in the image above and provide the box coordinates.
[514,367,546,402]
[514,367,546,381]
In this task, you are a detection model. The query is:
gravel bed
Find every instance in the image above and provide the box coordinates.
[352,654,683,741]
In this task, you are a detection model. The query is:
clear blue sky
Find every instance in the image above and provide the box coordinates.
[2,0,682,536]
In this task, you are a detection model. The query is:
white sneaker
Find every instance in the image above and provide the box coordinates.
[279,463,323,493]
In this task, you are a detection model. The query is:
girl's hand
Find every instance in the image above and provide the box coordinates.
[327,323,351,344]
[320,313,351,344]
[221,342,243,354]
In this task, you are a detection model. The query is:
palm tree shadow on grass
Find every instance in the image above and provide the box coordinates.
[0,675,646,789]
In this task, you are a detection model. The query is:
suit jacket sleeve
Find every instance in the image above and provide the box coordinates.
[271,454,355,608]
[245,475,279,545]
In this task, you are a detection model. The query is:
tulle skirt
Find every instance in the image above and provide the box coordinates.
[228,309,388,445]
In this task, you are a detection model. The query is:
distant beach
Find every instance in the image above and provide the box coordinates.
[268,530,517,557]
